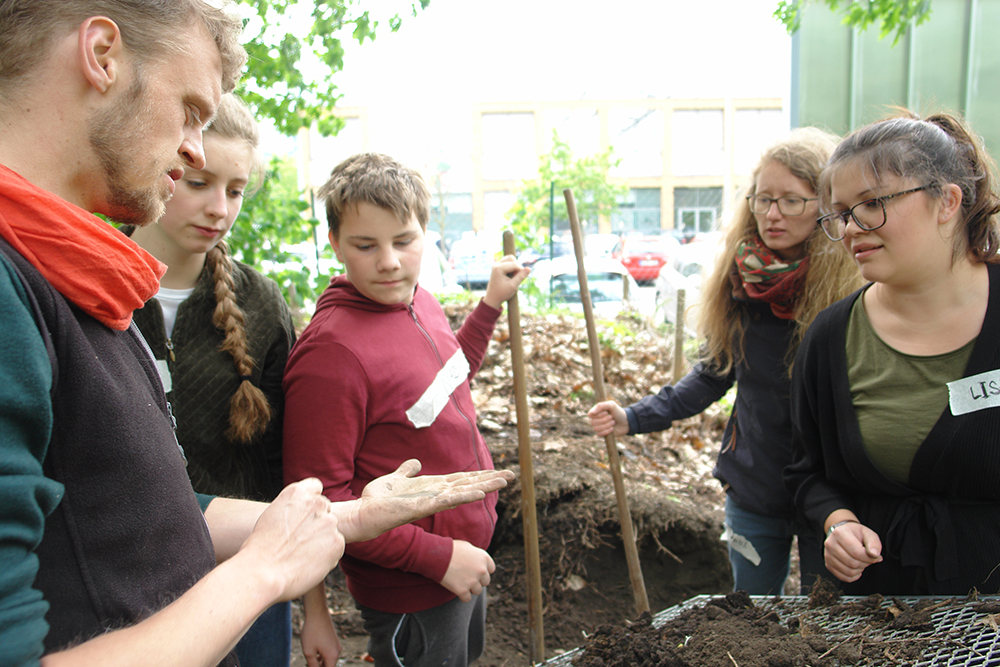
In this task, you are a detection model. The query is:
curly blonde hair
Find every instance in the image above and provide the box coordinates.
[205,94,270,444]
[696,127,864,376]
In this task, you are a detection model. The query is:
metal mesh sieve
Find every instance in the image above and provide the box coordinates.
[541,595,1000,666]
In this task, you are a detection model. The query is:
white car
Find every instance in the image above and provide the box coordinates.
[528,255,638,318]
[654,240,722,329]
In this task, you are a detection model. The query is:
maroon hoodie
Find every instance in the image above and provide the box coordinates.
[283,275,502,613]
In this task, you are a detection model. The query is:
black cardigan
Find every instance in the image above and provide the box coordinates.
[786,262,1000,595]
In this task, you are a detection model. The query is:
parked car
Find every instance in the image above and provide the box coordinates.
[518,237,574,268]
[449,232,497,290]
[612,234,681,285]
[528,256,638,318]
[654,239,721,328]
[585,233,622,259]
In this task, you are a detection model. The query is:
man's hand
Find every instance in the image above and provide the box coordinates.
[483,254,531,309]
[237,479,346,602]
[588,400,630,437]
[824,521,883,583]
[334,460,516,543]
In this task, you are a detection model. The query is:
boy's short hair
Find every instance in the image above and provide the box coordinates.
[318,153,431,238]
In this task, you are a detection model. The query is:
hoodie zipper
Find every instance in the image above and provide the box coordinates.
[407,303,489,477]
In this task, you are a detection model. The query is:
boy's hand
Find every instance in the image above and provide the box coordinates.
[335,460,515,543]
[439,539,494,601]
[483,254,531,309]
[300,584,342,667]
[588,400,630,437]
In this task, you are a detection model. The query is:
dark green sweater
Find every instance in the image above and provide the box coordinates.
[132,261,295,501]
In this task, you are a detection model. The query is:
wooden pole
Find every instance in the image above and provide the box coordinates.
[502,231,545,663]
[673,288,686,384]
[562,189,650,615]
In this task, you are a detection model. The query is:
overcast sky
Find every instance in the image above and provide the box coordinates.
[261,0,793,159]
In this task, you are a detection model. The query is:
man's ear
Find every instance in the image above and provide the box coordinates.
[329,229,343,262]
[78,17,124,94]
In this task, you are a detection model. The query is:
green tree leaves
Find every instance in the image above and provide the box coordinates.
[228,156,337,308]
[507,131,627,253]
[774,0,933,44]
[237,0,429,136]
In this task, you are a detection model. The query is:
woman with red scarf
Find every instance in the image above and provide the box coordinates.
[588,128,862,596]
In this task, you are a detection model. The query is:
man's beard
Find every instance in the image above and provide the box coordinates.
[87,73,171,227]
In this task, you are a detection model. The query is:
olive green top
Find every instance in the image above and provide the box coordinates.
[846,292,975,484]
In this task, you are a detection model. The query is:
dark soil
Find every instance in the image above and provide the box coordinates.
[563,580,993,667]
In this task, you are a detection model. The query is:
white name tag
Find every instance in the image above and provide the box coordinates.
[156,358,172,394]
[405,349,470,429]
[721,524,761,566]
[948,369,1000,416]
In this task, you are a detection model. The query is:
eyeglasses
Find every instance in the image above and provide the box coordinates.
[746,195,817,216]
[816,185,932,241]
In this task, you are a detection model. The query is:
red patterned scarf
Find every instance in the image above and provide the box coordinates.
[729,235,809,320]
[0,164,165,330]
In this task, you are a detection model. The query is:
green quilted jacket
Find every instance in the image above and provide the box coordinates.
[133,261,295,501]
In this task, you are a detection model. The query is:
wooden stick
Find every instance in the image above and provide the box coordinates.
[502,231,545,663]
[562,189,650,615]
[672,288,686,384]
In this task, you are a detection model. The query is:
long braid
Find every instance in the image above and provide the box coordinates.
[208,240,271,442]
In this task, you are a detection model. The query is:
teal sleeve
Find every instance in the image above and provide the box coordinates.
[0,255,64,666]
[195,493,216,513]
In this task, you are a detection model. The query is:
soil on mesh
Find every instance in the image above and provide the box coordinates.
[569,582,991,667]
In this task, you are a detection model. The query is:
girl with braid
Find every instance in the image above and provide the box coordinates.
[127,94,305,667]
[588,128,864,596]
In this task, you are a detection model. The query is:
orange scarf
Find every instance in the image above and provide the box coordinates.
[0,164,165,330]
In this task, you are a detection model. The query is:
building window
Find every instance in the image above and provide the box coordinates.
[674,187,722,238]
[481,113,536,181]
[671,109,725,176]
[613,188,661,234]
[429,193,473,251]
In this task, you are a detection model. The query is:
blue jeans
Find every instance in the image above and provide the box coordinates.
[235,601,292,667]
[724,496,829,595]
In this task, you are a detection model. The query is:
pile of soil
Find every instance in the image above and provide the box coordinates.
[566,581,990,667]
[293,303,736,666]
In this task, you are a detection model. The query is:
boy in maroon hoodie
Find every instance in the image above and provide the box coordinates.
[283,153,530,667]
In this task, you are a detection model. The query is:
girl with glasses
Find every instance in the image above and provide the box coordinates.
[785,111,1000,595]
[588,128,862,595]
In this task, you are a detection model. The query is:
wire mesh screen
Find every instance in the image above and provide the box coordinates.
[541,594,1000,666]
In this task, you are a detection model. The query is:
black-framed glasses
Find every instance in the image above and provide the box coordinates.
[816,185,932,241]
[746,195,817,216]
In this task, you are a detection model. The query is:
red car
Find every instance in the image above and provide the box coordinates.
[613,235,680,284]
